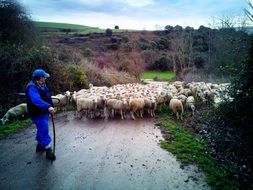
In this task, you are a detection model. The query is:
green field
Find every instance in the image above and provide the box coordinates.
[34,21,138,35]
[34,21,99,30]
[141,71,176,80]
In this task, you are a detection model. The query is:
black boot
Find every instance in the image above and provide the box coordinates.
[36,143,46,152]
[46,147,56,161]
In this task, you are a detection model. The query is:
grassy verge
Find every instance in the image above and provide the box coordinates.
[0,119,32,138]
[141,71,175,80]
[155,106,240,190]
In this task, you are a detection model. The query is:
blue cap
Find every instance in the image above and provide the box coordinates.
[33,69,50,78]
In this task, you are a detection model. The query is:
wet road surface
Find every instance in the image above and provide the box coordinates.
[0,112,210,190]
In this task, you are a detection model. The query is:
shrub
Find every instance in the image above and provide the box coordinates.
[105,28,112,37]
[107,43,120,50]
[65,64,88,91]
[111,37,122,44]
[86,66,139,86]
[193,53,206,69]
[151,55,173,71]
[0,0,37,47]
[122,35,129,43]
[82,47,94,57]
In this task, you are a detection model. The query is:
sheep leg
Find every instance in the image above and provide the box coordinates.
[120,110,124,120]
[180,112,183,120]
[104,107,108,120]
[149,109,153,117]
[77,111,82,119]
[140,110,143,118]
[111,109,114,118]
[130,111,135,120]
[176,112,179,120]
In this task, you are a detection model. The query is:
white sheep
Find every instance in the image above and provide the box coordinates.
[204,90,214,105]
[144,97,157,117]
[169,98,184,120]
[105,98,128,120]
[186,96,195,114]
[1,103,28,125]
[76,97,98,119]
[95,96,107,118]
[52,91,71,112]
[129,98,145,120]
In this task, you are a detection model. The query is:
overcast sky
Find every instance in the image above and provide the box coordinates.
[19,0,248,30]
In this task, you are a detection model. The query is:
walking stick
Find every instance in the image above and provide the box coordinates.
[51,113,56,163]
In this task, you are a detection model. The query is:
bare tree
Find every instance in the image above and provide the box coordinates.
[245,0,253,21]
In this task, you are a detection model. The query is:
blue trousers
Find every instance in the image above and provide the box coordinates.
[32,113,51,148]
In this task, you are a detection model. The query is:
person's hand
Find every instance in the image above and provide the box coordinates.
[48,107,56,114]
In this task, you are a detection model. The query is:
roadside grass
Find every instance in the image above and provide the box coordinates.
[155,106,240,190]
[141,71,175,81]
[0,119,32,138]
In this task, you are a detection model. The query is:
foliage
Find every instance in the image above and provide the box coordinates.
[122,35,129,43]
[193,53,206,69]
[211,36,253,158]
[86,66,139,86]
[202,30,253,190]
[153,55,173,71]
[105,28,113,37]
[137,38,157,50]
[156,107,240,189]
[164,25,173,33]
[0,0,37,47]
[82,47,94,57]
[0,119,32,138]
[65,64,88,91]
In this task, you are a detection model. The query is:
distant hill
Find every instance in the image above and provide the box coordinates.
[34,21,99,30]
[33,21,105,35]
[33,21,136,35]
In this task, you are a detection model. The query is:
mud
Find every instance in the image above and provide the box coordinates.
[0,112,210,190]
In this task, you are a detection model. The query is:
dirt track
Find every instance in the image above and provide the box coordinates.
[0,112,210,190]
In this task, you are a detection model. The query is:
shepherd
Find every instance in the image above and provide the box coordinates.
[25,69,56,161]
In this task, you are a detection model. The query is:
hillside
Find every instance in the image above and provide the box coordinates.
[34,21,137,35]
[37,22,251,83]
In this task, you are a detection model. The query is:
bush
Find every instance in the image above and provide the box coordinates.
[110,37,122,44]
[122,35,129,43]
[82,47,94,57]
[107,43,120,50]
[193,53,206,69]
[0,0,37,47]
[151,55,173,71]
[86,66,139,86]
[65,64,88,91]
[205,37,253,189]
[105,28,112,37]
[0,44,58,115]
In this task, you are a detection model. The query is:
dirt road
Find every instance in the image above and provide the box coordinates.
[0,112,210,190]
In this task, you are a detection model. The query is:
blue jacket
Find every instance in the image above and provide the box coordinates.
[25,80,53,118]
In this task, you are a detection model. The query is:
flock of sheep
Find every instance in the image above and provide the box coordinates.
[54,81,230,120]
[0,81,230,125]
